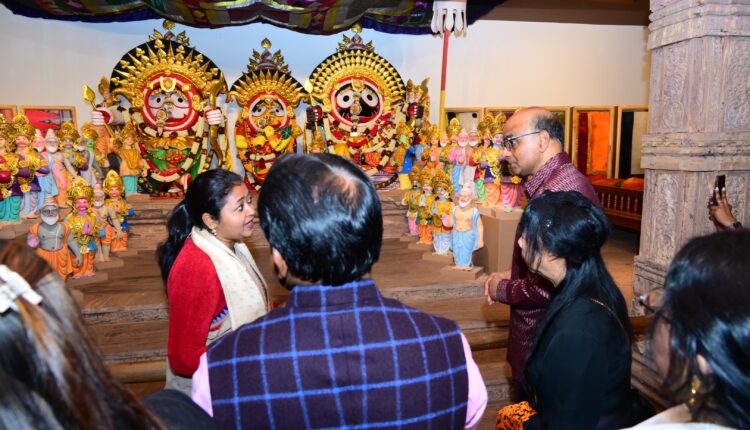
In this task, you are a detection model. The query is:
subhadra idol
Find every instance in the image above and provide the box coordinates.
[306,25,406,188]
[90,21,230,196]
[230,39,304,191]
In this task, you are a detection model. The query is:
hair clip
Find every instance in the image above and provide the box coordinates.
[0,265,42,314]
[543,219,553,229]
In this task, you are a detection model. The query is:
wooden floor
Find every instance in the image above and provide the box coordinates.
[6,194,640,428]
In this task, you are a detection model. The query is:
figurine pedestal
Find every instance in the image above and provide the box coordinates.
[422,252,453,264]
[474,208,522,274]
[438,265,484,281]
[407,242,433,252]
[67,271,109,288]
[95,257,125,270]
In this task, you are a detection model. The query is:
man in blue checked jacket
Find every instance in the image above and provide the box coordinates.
[192,153,487,429]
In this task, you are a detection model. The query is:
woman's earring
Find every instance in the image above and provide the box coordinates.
[688,375,701,407]
[210,226,217,236]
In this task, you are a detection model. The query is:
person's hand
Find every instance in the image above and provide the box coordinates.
[91,109,112,125]
[205,109,224,126]
[484,270,511,305]
[116,229,122,240]
[75,254,83,266]
[708,187,737,228]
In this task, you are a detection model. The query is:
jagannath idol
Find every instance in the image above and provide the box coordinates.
[230,39,304,190]
[90,20,230,196]
[306,24,407,188]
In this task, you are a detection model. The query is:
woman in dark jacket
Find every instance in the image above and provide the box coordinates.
[496,191,642,429]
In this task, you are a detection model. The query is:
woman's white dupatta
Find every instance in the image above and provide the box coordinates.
[190,226,269,330]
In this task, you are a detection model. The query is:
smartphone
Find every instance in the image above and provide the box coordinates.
[710,174,726,205]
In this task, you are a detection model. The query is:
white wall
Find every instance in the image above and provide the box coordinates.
[0,4,650,127]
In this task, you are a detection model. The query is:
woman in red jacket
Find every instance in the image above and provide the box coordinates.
[157,169,269,394]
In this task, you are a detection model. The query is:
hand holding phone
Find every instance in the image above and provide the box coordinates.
[709,174,726,206]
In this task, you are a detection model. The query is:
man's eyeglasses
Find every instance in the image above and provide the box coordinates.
[502,130,541,151]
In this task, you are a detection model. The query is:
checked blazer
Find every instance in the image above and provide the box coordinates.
[207,279,469,429]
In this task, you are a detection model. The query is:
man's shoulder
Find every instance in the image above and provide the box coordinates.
[541,162,599,200]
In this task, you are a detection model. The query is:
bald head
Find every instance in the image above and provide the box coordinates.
[502,107,565,176]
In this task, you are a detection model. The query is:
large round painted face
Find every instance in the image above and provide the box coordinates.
[142,74,200,132]
[246,94,289,132]
[75,197,90,214]
[330,77,383,127]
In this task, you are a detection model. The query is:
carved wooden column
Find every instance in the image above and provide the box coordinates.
[633,0,750,308]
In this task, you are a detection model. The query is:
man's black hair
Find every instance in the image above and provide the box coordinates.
[532,113,565,145]
[257,153,383,286]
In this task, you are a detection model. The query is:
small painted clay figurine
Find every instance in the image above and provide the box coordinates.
[401,167,422,237]
[103,170,134,252]
[447,184,484,271]
[65,176,102,278]
[116,123,148,195]
[416,169,435,245]
[27,196,82,280]
[430,171,454,255]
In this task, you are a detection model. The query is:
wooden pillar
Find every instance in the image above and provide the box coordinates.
[633,0,750,308]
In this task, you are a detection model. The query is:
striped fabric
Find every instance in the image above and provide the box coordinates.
[207,279,469,429]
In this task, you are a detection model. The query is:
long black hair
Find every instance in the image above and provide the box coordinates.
[0,239,164,429]
[654,230,750,427]
[156,169,244,282]
[257,153,383,286]
[522,191,630,344]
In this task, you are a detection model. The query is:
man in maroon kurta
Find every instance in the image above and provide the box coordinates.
[484,107,600,399]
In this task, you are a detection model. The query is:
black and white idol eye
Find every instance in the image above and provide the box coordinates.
[251,103,267,116]
[336,89,356,108]
[169,92,190,108]
[360,88,378,107]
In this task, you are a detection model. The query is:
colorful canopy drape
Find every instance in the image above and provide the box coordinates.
[1,1,502,34]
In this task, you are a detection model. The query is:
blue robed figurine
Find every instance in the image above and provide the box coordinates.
[447,183,484,270]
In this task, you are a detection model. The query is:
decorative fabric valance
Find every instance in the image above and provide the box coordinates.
[0,1,502,34]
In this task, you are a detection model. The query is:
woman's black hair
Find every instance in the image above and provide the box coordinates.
[654,230,750,427]
[523,191,630,345]
[156,169,244,282]
[257,153,382,286]
[0,239,164,429]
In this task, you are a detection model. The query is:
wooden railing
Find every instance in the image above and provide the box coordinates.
[594,184,643,231]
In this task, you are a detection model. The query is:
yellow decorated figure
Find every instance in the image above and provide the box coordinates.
[115,123,148,195]
[52,122,79,207]
[430,171,454,255]
[0,115,21,221]
[401,167,422,237]
[230,39,304,190]
[103,170,134,252]
[9,114,44,219]
[66,176,102,278]
[416,169,435,245]
[89,20,230,196]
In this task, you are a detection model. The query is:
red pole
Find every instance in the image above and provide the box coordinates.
[438,30,451,135]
